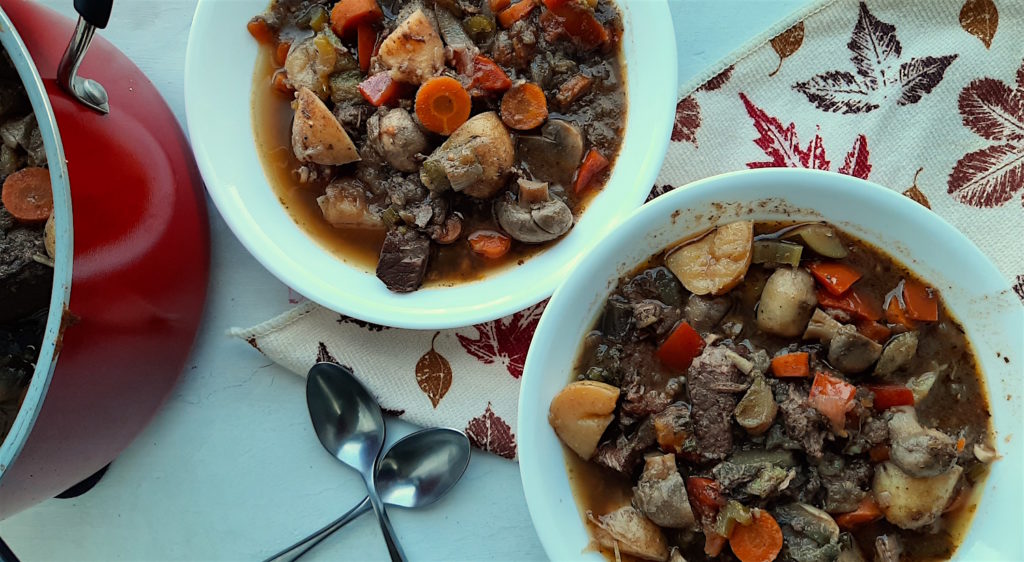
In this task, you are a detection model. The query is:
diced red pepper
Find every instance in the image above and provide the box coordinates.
[489,0,512,12]
[656,321,704,372]
[807,261,862,296]
[856,319,892,343]
[497,0,537,28]
[573,148,609,195]
[358,72,402,107]
[816,287,881,321]
[468,55,512,95]
[274,40,291,66]
[247,16,275,44]
[685,477,724,522]
[540,0,608,50]
[884,296,917,330]
[866,385,915,410]
[808,372,857,434]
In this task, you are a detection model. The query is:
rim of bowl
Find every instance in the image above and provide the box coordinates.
[518,168,1024,561]
[184,0,677,329]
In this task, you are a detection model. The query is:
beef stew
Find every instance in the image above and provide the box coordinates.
[0,50,54,443]
[248,0,626,292]
[549,220,995,562]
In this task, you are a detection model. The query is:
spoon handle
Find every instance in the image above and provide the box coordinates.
[364,473,407,562]
[263,496,372,562]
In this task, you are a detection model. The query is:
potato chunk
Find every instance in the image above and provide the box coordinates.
[588,506,670,562]
[377,9,444,85]
[548,380,619,460]
[872,461,962,530]
[291,87,360,166]
[665,221,753,296]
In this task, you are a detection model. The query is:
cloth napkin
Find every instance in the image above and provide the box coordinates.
[231,0,1024,461]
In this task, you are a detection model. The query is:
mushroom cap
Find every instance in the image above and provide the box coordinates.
[494,191,573,243]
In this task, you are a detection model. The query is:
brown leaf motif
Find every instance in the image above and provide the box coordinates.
[960,0,998,49]
[948,59,1024,207]
[794,2,956,113]
[317,341,338,364]
[646,184,676,203]
[769,22,804,77]
[700,65,735,92]
[740,92,872,179]
[337,314,389,331]
[465,402,517,459]
[671,95,701,145]
[902,168,931,209]
[456,300,546,378]
[415,332,452,408]
[1013,275,1024,302]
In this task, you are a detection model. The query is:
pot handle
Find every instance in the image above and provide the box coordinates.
[56,0,114,114]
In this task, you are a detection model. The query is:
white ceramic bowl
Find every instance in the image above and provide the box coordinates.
[184,0,677,329]
[518,168,1024,561]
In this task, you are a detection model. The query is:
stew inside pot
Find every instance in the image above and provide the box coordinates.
[549,220,995,562]
[248,0,626,292]
[0,50,54,443]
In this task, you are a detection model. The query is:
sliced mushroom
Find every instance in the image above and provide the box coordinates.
[284,35,336,98]
[420,111,514,199]
[887,406,957,477]
[873,331,918,376]
[291,87,360,165]
[827,324,882,374]
[366,108,429,173]
[377,8,445,84]
[874,535,903,562]
[495,180,573,243]
[734,375,778,435]
[756,267,817,338]
[803,308,843,343]
[516,119,584,186]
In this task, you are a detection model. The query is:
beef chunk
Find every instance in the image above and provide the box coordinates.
[632,454,696,529]
[773,380,829,460]
[687,345,747,461]
[593,418,656,475]
[622,266,684,307]
[712,461,792,499]
[845,408,890,455]
[375,228,430,293]
[817,453,872,513]
[684,294,732,333]
[601,295,634,342]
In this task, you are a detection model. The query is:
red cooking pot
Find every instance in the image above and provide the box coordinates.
[0,0,209,519]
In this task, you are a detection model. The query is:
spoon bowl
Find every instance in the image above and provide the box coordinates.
[306,362,385,474]
[377,427,471,508]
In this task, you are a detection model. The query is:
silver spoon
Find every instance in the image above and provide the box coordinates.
[304,362,405,562]
[264,427,471,562]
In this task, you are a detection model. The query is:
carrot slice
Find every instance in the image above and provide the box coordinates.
[769,352,810,378]
[358,72,401,106]
[500,82,548,130]
[856,319,891,343]
[807,261,862,296]
[705,533,728,557]
[808,372,856,434]
[271,70,293,95]
[247,16,275,44]
[902,279,938,321]
[835,497,883,530]
[357,23,377,73]
[489,0,512,12]
[2,167,53,223]
[866,384,914,410]
[816,287,881,321]
[884,296,917,331]
[415,77,472,135]
[497,0,536,28]
[468,230,511,258]
[729,510,783,562]
[274,40,291,66]
[573,148,609,195]
[657,321,704,372]
[331,0,383,37]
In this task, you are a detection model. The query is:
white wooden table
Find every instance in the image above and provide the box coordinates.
[0,1,808,559]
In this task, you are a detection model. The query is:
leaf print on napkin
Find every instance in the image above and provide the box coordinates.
[415,332,452,408]
[960,0,998,49]
[466,402,516,459]
[902,168,931,209]
[700,65,735,92]
[337,314,390,332]
[740,92,872,179]
[647,184,676,203]
[794,2,956,113]
[769,22,804,77]
[671,96,701,145]
[317,341,339,364]
[948,59,1024,207]
[1013,275,1024,302]
[457,300,546,378]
